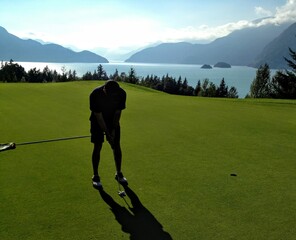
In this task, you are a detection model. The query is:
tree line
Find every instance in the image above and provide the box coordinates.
[1,46,295,99]
[81,64,239,97]
[0,60,238,98]
[114,69,239,98]
[0,60,78,83]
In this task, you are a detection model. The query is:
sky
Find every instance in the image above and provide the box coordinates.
[1,0,296,60]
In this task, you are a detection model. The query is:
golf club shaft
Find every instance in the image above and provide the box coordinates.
[17,135,90,146]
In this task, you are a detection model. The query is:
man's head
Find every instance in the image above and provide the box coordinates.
[104,80,120,95]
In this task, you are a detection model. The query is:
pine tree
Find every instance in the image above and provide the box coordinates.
[127,67,138,84]
[195,80,201,96]
[216,78,228,97]
[228,87,238,98]
[250,64,271,98]
[271,47,296,99]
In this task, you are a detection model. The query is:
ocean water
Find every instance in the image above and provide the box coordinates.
[17,61,262,98]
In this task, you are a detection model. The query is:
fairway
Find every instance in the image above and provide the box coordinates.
[1,82,295,239]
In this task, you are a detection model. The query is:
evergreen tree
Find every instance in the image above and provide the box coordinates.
[111,68,119,81]
[163,75,177,94]
[285,47,296,72]
[207,82,217,97]
[82,71,93,80]
[195,80,201,96]
[72,70,77,80]
[127,67,138,84]
[0,60,26,82]
[119,72,127,82]
[180,78,188,95]
[68,70,74,81]
[200,79,209,97]
[250,63,271,98]
[228,86,239,98]
[216,78,228,97]
[92,70,98,80]
[97,64,103,79]
[60,66,68,82]
[42,66,51,82]
[271,47,296,99]
[27,68,43,83]
[177,76,182,93]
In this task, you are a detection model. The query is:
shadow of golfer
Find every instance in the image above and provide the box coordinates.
[98,186,173,240]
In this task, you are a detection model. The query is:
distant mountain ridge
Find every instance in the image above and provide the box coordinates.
[126,22,295,69]
[0,26,108,63]
[2,22,296,68]
[251,22,296,69]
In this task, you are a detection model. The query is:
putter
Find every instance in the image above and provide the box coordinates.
[0,135,90,152]
[0,142,16,152]
[117,176,126,198]
[118,190,126,197]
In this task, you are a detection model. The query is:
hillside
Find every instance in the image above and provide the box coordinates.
[251,22,296,69]
[0,26,108,63]
[125,22,292,68]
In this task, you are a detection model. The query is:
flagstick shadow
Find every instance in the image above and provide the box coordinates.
[98,185,173,240]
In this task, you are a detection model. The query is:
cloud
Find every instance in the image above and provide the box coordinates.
[255,6,272,17]
[158,0,296,44]
[273,0,296,24]
[158,20,253,44]
[36,0,294,52]
[257,0,296,25]
[10,0,296,55]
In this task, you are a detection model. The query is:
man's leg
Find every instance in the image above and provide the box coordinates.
[110,126,122,173]
[111,126,128,185]
[113,144,127,185]
[112,143,122,173]
[92,142,102,176]
[90,119,105,189]
[92,142,103,189]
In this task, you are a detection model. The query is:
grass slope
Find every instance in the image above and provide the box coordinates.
[0,82,296,239]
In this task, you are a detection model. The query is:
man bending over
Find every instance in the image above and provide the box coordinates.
[89,80,128,189]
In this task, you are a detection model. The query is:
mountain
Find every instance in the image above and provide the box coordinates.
[91,42,162,62]
[126,42,195,64]
[251,22,296,69]
[0,26,108,63]
[125,22,291,67]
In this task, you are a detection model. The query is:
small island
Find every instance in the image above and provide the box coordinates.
[201,64,212,69]
[214,62,231,68]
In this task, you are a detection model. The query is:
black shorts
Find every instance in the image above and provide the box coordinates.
[90,121,121,144]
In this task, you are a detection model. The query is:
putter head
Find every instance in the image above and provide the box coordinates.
[118,191,126,198]
[0,142,16,152]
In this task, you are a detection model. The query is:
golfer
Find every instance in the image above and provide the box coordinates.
[89,80,128,189]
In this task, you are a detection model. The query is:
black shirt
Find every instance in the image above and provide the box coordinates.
[89,85,126,125]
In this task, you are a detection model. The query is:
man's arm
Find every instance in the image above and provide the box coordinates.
[94,112,117,147]
[113,110,122,129]
[94,112,109,135]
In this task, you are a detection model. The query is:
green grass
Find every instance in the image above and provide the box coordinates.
[1,81,296,239]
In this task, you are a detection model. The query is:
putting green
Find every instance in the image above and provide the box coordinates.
[0,82,295,239]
